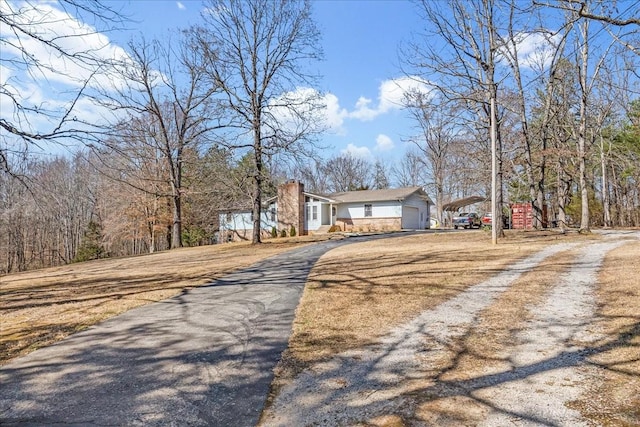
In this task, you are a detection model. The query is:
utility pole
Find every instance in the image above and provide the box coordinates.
[490,91,498,245]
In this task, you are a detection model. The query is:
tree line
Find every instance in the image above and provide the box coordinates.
[1,0,639,273]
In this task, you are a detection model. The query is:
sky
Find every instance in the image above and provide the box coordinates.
[1,0,426,167]
[112,0,425,164]
[3,0,639,172]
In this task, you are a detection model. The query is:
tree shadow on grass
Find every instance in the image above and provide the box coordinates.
[0,234,408,426]
[263,318,639,426]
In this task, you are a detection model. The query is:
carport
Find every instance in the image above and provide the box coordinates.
[442,196,487,227]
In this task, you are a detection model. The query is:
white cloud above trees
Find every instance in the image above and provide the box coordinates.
[347,76,432,121]
[503,32,562,69]
[375,134,395,151]
[342,143,373,159]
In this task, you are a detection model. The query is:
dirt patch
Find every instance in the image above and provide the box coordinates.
[0,238,325,364]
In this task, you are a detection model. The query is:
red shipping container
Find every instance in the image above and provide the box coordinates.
[511,202,547,229]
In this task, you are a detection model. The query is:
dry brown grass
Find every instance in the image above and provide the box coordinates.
[279,230,598,381]
[0,237,328,364]
[569,239,640,426]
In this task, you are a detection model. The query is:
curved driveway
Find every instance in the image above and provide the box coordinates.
[0,233,404,426]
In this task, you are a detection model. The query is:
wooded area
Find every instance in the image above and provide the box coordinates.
[1,0,639,273]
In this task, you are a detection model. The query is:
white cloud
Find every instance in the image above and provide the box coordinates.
[341,143,373,159]
[1,1,131,90]
[266,87,348,137]
[349,96,378,121]
[349,76,433,121]
[176,1,186,10]
[323,93,349,133]
[505,32,561,69]
[0,1,137,135]
[375,134,395,151]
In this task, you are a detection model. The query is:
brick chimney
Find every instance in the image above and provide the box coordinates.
[277,180,304,235]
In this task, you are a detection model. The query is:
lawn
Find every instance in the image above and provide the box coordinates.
[0,236,327,364]
[2,229,637,424]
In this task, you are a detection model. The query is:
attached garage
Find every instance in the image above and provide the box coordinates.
[401,206,420,229]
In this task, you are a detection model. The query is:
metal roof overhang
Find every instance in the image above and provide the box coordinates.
[442,196,487,212]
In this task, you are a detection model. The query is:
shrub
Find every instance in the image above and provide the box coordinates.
[73,221,105,262]
[280,229,287,238]
[271,227,277,238]
[290,225,296,237]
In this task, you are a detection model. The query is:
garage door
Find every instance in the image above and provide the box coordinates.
[402,206,419,229]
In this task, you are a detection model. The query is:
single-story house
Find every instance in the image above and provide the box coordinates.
[218,180,432,242]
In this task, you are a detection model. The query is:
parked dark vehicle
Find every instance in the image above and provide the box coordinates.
[453,212,481,229]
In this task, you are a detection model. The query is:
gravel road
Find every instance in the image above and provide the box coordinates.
[260,230,639,426]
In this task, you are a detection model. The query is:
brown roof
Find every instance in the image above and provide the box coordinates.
[329,187,432,204]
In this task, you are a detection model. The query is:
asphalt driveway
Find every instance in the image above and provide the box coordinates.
[1,235,395,426]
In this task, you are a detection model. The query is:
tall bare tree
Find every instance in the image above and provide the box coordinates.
[498,0,571,229]
[193,0,323,243]
[405,91,460,224]
[568,2,617,233]
[95,37,223,249]
[405,0,505,242]
[325,153,373,192]
[391,151,427,188]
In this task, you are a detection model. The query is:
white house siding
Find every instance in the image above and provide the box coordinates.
[218,210,277,242]
[336,201,403,232]
[336,201,402,219]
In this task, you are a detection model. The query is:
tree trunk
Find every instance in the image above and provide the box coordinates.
[600,134,611,227]
[557,162,569,233]
[171,194,182,249]
[577,19,591,234]
[252,125,263,244]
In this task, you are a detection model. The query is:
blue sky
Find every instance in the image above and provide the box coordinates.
[111,0,424,164]
[4,0,638,172]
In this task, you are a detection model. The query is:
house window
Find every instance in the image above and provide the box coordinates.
[306,205,311,220]
[270,208,276,222]
[364,204,372,217]
[226,212,232,222]
[312,205,318,220]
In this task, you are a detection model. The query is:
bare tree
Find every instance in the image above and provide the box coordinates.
[94,37,223,249]
[498,1,571,229]
[541,0,640,26]
[325,153,373,192]
[292,159,331,194]
[391,151,427,188]
[567,2,618,233]
[0,0,125,175]
[405,0,505,242]
[405,91,461,224]
[373,160,391,190]
[193,0,323,243]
